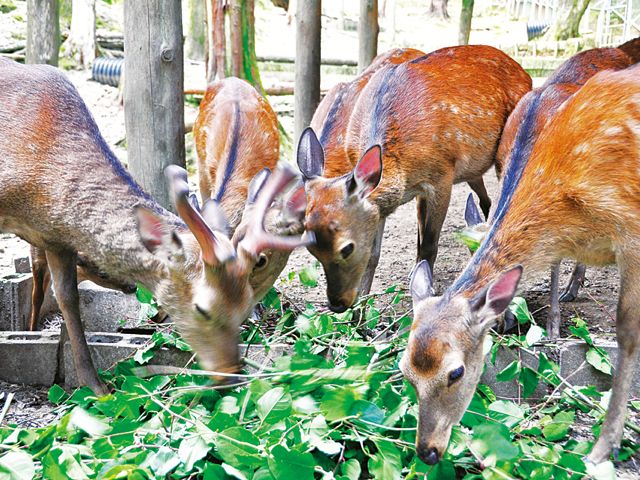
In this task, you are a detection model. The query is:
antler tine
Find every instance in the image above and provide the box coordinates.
[239,164,315,257]
[164,165,236,266]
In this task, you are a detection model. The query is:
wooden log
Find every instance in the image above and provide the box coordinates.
[358,0,378,72]
[123,0,185,211]
[294,0,321,142]
[259,54,357,66]
[26,0,60,66]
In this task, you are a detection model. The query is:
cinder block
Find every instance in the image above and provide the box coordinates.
[13,256,31,274]
[559,339,640,395]
[481,343,551,400]
[0,331,59,386]
[0,273,33,331]
[78,281,140,332]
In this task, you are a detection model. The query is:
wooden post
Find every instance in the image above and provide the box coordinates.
[26,0,60,65]
[185,0,206,61]
[230,0,243,77]
[358,0,378,72]
[206,0,226,82]
[458,0,474,45]
[294,0,321,143]
[123,0,185,210]
[63,0,96,68]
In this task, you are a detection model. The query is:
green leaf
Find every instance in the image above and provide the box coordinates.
[427,459,456,479]
[471,423,519,463]
[586,348,612,375]
[488,400,525,429]
[256,387,292,425]
[320,387,358,421]
[525,325,545,346]
[47,384,68,404]
[495,360,520,382]
[135,284,154,304]
[509,296,533,324]
[141,446,180,476]
[368,439,402,480]
[350,400,385,424]
[298,264,318,288]
[267,445,315,480]
[453,227,484,252]
[537,352,560,387]
[542,410,575,441]
[0,450,35,480]
[569,317,592,344]
[178,433,211,472]
[68,407,110,436]
[216,427,263,469]
[340,458,361,480]
[518,366,539,398]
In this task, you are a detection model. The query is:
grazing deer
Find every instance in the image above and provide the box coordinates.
[193,77,306,303]
[402,64,640,466]
[464,46,634,338]
[298,45,531,312]
[0,58,311,394]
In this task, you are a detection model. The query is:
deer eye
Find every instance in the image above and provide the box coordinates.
[340,242,355,259]
[255,253,268,269]
[448,366,465,386]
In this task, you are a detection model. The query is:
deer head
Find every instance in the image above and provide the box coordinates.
[135,164,313,377]
[297,127,383,312]
[400,261,522,464]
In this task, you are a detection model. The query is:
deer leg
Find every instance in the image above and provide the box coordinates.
[559,263,586,302]
[358,218,386,296]
[46,250,108,395]
[587,258,640,464]
[29,251,50,331]
[417,184,452,269]
[547,263,561,340]
[467,177,491,220]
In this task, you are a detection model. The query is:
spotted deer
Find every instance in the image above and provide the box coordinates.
[464,46,634,338]
[193,76,306,304]
[0,58,311,394]
[298,45,531,312]
[402,64,640,466]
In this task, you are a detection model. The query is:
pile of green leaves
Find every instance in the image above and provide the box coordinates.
[0,281,637,479]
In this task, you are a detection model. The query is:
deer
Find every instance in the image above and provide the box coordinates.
[463,46,634,338]
[402,64,640,467]
[193,76,307,304]
[0,58,312,394]
[297,45,532,312]
[310,48,425,173]
[618,36,640,63]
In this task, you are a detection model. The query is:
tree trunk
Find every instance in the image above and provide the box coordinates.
[548,0,590,40]
[185,0,206,61]
[358,0,378,72]
[240,0,264,93]
[123,0,185,210]
[62,0,96,68]
[26,0,60,65]
[205,0,225,82]
[428,0,449,20]
[458,0,474,45]
[230,0,243,77]
[294,0,321,142]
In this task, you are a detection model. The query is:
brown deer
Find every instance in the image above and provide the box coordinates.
[298,45,531,312]
[193,76,306,304]
[402,64,640,466]
[0,58,311,394]
[464,46,634,338]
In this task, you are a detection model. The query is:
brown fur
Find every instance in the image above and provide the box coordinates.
[304,45,531,309]
[193,77,279,229]
[618,36,640,63]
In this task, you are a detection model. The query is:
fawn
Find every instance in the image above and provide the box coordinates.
[193,76,307,304]
[464,46,634,338]
[402,64,640,466]
[0,59,311,394]
[298,45,531,311]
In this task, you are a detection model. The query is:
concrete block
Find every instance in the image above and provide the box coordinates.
[481,343,551,400]
[78,281,140,332]
[559,339,640,395]
[13,256,31,274]
[0,331,59,386]
[0,273,33,331]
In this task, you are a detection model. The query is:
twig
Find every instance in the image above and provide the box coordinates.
[0,393,14,424]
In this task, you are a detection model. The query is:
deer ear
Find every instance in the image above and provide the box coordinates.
[351,145,382,199]
[136,206,182,256]
[410,260,435,301]
[465,193,483,227]
[248,168,271,204]
[471,265,523,328]
[282,182,307,221]
[297,127,324,180]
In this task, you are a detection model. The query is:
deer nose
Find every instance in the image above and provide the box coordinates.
[417,445,440,465]
[327,299,348,313]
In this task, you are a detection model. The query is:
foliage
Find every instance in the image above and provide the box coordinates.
[0,274,637,478]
